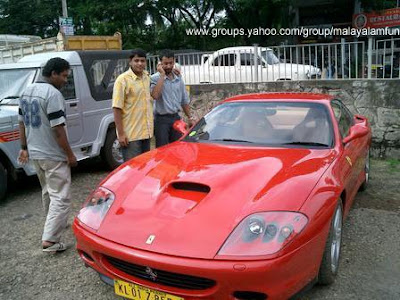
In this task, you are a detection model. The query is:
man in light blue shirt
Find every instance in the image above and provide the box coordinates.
[150,50,194,147]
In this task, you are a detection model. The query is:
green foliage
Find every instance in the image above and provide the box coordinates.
[361,0,398,12]
[387,159,400,173]
[0,0,294,49]
[0,0,299,50]
[0,0,60,37]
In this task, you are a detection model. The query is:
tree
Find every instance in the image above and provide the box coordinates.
[0,0,60,37]
[221,0,293,45]
[0,0,297,50]
[361,0,398,12]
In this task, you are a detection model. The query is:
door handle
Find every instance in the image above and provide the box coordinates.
[69,103,77,107]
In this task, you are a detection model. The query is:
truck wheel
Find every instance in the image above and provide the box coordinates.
[0,162,7,201]
[318,201,343,285]
[101,128,123,170]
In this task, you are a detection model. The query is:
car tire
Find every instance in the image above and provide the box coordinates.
[318,201,343,285]
[0,162,7,201]
[101,128,123,170]
[359,150,370,192]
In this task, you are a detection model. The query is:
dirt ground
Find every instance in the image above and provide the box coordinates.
[0,158,399,300]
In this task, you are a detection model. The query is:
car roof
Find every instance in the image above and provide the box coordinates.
[223,92,335,103]
[216,46,272,52]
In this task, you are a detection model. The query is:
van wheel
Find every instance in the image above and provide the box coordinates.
[0,162,7,201]
[101,129,123,170]
[318,201,343,285]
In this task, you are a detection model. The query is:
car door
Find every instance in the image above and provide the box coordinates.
[239,52,265,83]
[208,53,238,83]
[61,67,83,145]
[331,100,359,213]
[341,102,367,179]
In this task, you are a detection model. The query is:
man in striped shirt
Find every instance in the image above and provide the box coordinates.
[18,57,77,253]
[112,49,153,161]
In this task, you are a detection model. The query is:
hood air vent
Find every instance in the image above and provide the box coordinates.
[171,182,211,194]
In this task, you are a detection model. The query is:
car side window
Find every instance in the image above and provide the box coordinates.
[240,53,263,66]
[331,101,352,137]
[60,70,76,100]
[332,103,341,121]
[212,54,236,66]
[341,104,354,126]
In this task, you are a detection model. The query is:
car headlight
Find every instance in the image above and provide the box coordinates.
[77,187,115,231]
[218,212,308,257]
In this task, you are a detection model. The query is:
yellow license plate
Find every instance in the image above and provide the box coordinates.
[114,279,184,300]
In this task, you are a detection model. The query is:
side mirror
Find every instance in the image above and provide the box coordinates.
[173,119,188,136]
[343,124,369,144]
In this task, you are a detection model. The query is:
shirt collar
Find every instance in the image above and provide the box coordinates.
[128,68,149,80]
[164,72,179,82]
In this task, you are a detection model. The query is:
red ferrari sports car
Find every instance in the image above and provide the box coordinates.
[73,93,371,300]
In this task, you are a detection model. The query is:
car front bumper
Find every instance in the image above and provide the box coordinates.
[73,219,327,300]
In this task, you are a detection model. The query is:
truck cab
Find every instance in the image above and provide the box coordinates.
[0,50,130,200]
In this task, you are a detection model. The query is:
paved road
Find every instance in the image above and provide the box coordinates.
[0,158,399,300]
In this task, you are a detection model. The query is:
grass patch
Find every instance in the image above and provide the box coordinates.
[387,159,400,173]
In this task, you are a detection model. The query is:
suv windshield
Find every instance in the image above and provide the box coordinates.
[184,101,333,148]
[0,68,37,104]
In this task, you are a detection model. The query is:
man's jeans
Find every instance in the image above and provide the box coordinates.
[154,113,181,148]
[121,139,150,162]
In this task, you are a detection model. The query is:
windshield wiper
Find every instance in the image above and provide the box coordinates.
[0,95,20,104]
[211,138,254,143]
[284,141,329,147]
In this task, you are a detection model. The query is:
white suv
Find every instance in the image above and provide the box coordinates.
[0,51,130,200]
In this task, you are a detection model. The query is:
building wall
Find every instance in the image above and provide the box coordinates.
[188,80,400,159]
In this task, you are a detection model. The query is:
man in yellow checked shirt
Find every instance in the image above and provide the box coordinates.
[112,49,153,161]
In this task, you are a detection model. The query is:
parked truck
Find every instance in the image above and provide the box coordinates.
[0,32,122,64]
[0,50,130,200]
[178,46,321,84]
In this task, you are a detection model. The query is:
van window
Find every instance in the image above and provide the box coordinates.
[110,59,130,84]
[60,70,76,100]
[90,60,111,86]
[78,50,132,101]
[89,59,129,90]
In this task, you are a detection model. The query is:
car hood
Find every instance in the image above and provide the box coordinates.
[97,142,336,259]
[0,105,18,118]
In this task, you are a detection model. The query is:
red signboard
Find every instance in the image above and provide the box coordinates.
[353,8,400,29]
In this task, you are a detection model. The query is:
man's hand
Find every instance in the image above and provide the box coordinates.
[172,63,181,76]
[67,153,78,167]
[188,117,197,128]
[118,132,129,148]
[18,149,29,165]
[157,62,165,76]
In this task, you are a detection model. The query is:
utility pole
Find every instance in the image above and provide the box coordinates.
[62,0,68,18]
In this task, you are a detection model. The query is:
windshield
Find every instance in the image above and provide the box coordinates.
[261,50,280,65]
[0,68,37,104]
[184,101,333,148]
